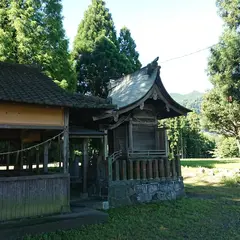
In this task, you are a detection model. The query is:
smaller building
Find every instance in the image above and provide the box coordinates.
[94,58,191,207]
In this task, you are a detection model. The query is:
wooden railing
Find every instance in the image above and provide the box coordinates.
[128,150,166,158]
[109,154,181,182]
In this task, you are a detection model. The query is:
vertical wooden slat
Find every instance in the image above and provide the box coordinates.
[122,160,127,180]
[141,161,147,180]
[83,138,89,193]
[20,141,24,170]
[129,118,133,150]
[115,160,120,181]
[36,147,40,174]
[136,161,140,180]
[159,159,165,178]
[6,141,10,171]
[154,159,159,179]
[44,142,49,173]
[147,160,153,179]
[103,130,108,160]
[164,157,170,178]
[58,135,62,170]
[63,108,69,174]
[171,159,177,179]
[129,160,133,180]
[108,156,113,182]
[175,155,182,177]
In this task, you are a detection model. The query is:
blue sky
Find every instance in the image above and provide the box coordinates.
[62,0,223,94]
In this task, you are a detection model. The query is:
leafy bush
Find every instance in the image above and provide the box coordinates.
[214,136,239,158]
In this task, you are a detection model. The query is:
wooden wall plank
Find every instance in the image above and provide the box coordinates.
[0,103,64,127]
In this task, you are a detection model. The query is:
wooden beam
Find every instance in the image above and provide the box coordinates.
[44,142,49,173]
[0,124,64,130]
[83,138,89,193]
[63,108,69,174]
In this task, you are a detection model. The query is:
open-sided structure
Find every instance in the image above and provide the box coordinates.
[94,58,191,207]
[0,62,113,222]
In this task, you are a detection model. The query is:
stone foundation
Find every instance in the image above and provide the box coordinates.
[108,177,184,207]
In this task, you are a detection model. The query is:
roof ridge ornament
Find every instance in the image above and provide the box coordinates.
[147,57,159,75]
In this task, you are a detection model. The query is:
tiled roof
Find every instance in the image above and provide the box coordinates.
[0,62,113,109]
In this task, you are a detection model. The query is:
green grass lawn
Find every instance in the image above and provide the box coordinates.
[24,159,240,240]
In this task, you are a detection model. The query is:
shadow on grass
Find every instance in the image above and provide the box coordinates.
[185,182,240,205]
[181,159,240,168]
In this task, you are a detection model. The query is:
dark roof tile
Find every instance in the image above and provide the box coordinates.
[0,62,114,109]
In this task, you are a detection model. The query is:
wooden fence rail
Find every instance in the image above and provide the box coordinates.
[109,154,181,182]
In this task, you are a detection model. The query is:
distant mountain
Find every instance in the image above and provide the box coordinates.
[170,91,204,113]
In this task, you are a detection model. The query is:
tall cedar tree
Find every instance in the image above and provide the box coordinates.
[202,0,240,155]
[72,0,139,97]
[0,0,76,91]
[118,26,141,72]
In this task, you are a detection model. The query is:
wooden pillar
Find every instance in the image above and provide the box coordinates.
[147,160,153,179]
[115,160,120,181]
[6,141,10,171]
[103,130,108,160]
[164,128,168,156]
[83,138,89,193]
[129,160,133,180]
[159,159,165,179]
[122,160,127,180]
[63,109,69,174]
[154,159,159,179]
[129,118,133,150]
[36,147,40,174]
[172,159,177,179]
[58,135,62,169]
[141,161,147,180]
[175,154,182,177]
[164,157,170,179]
[44,142,48,173]
[136,161,140,180]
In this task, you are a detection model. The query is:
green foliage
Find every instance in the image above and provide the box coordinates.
[161,112,215,158]
[214,136,239,158]
[0,0,76,91]
[118,26,141,72]
[202,0,240,154]
[72,0,141,97]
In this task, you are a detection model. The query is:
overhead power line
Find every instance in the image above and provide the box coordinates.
[159,44,217,64]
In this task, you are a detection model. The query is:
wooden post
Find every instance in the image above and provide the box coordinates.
[129,118,133,150]
[58,135,62,169]
[159,159,165,179]
[44,142,48,173]
[147,160,153,179]
[175,154,182,177]
[136,161,140,180]
[115,160,120,181]
[122,160,127,180]
[129,160,133,180]
[103,130,108,160]
[20,141,23,170]
[36,147,40,174]
[83,138,89,193]
[6,141,10,171]
[164,128,168,156]
[141,161,147,180]
[172,159,177,179]
[63,108,69,174]
[164,157,170,179]
[154,159,159,179]
[108,155,112,182]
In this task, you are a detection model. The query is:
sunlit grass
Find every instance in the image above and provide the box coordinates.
[23,159,240,240]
